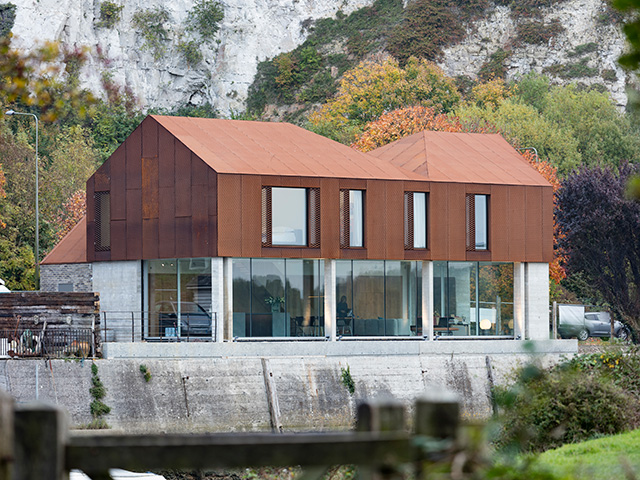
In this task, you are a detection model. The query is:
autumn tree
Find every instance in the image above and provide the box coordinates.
[54,190,86,242]
[309,56,460,144]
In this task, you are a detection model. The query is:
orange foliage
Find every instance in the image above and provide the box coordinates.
[351,106,463,152]
[54,190,86,241]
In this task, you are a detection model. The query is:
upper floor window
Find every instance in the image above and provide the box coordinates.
[94,191,110,252]
[340,189,364,248]
[404,192,427,250]
[262,187,320,247]
[466,194,488,251]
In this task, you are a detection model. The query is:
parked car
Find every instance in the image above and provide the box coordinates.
[558,311,629,341]
[155,301,212,337]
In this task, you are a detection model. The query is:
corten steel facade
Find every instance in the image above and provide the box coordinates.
[45,115,553,343]
[84,116,552,264]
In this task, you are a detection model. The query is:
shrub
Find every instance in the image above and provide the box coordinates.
[177,39,203,67]
[494,354,640,453]
[131,7,170,60]
[0,3,16,38]
[185,0,224,40]
[387,0,465,65]
[96,1,124,29]
[515,19,565,45]
[89,363,111,427]
[543,58,599,78]
[568,42,598,57]
[477,48,511,81]
[602,68,617,82]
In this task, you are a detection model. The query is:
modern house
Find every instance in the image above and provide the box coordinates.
[41,115,553,344]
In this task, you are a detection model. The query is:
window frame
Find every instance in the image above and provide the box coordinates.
[466,194,489,251]
[262,186,320,248]
[340,189,365,249]
[404,191,428,250]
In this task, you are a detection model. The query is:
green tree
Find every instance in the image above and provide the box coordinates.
[455,98,582,175]
[309,57,460,143]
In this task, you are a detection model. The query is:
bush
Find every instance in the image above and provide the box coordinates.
[543,58,599,78]
[0,3,16,38]
[131,7,171,60]
[568,42,598,57]
[515,20,565,45]
[477,48,511,81]
[96,1,124,29]
[494,353,640,453]
[185,0,224,40]
[177,39,203,67]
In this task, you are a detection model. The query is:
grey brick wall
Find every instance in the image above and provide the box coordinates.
[40,263,93,292]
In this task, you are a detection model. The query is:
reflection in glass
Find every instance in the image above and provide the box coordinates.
[232,258,324,337]
[336,260,420,336]
[349,190,363,247]
[433,261,513,337]
[146,258,212,338]
[413,193,427,249]
[272,187,307,246]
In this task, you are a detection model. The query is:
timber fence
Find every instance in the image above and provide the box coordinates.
[0,390,462,480]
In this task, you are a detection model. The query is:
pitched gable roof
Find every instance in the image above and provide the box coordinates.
[152,115,423,180]
[368,131,550,186]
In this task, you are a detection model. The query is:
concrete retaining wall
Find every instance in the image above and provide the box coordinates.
[0,340,576,433]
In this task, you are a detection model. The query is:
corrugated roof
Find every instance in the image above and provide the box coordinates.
[368,131,550,186]
[151,115,424,180]
[41,216,87,265]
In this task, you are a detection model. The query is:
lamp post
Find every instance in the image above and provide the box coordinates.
[5,110,39,290]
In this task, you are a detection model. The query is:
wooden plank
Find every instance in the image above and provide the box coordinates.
[66,432,412,473]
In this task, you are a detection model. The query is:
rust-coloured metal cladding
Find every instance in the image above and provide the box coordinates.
[151,115,423,180]
[53,115,553,266]
[42,217,87,264]
[369,131,549,186]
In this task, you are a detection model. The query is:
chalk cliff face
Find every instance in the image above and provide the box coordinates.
[10,0,631,114]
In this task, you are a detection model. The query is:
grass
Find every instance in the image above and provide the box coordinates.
[535,428,640,479]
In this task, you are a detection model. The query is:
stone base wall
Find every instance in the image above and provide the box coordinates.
[40,264,93,292]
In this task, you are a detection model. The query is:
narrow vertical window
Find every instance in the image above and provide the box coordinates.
[341,189,364,248]
[466,194,488,251]
[308,188,320,248]
[94,191,110,251]
[405,192,427,250]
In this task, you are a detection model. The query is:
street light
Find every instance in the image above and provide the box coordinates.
[4,109,39,290]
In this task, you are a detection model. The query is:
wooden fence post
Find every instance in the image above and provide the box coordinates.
[413,390,459,479]
[12,404,68,480]
[356,398,406,480]
[0,391,14,480]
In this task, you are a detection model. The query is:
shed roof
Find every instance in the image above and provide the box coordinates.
[367,131,550,186]
[152,115,423,180]
[42,216,87,264]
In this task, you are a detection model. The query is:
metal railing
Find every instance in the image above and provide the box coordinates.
[101,311,218,343]
[0,327,94,358]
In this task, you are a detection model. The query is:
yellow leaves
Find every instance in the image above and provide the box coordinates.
[309,56,460,143]
[0,37,94,122]
[469,78,513,109]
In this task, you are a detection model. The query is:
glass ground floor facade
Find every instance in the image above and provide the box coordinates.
[143,257,515,339]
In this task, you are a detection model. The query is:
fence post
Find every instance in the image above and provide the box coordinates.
[0,391,14,480]
[13,404,68,480]
[356,397,406,480]
[413,390,459,477]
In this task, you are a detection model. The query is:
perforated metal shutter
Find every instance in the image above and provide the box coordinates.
[95,191,111,251]
[404,192,413,250]
[261,186,272,247]
[308,188,320,248]
[339,189,350,248]
[465,194,475,251]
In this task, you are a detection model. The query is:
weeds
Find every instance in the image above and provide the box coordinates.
[88,362,111,428]
[340,365,355,395]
